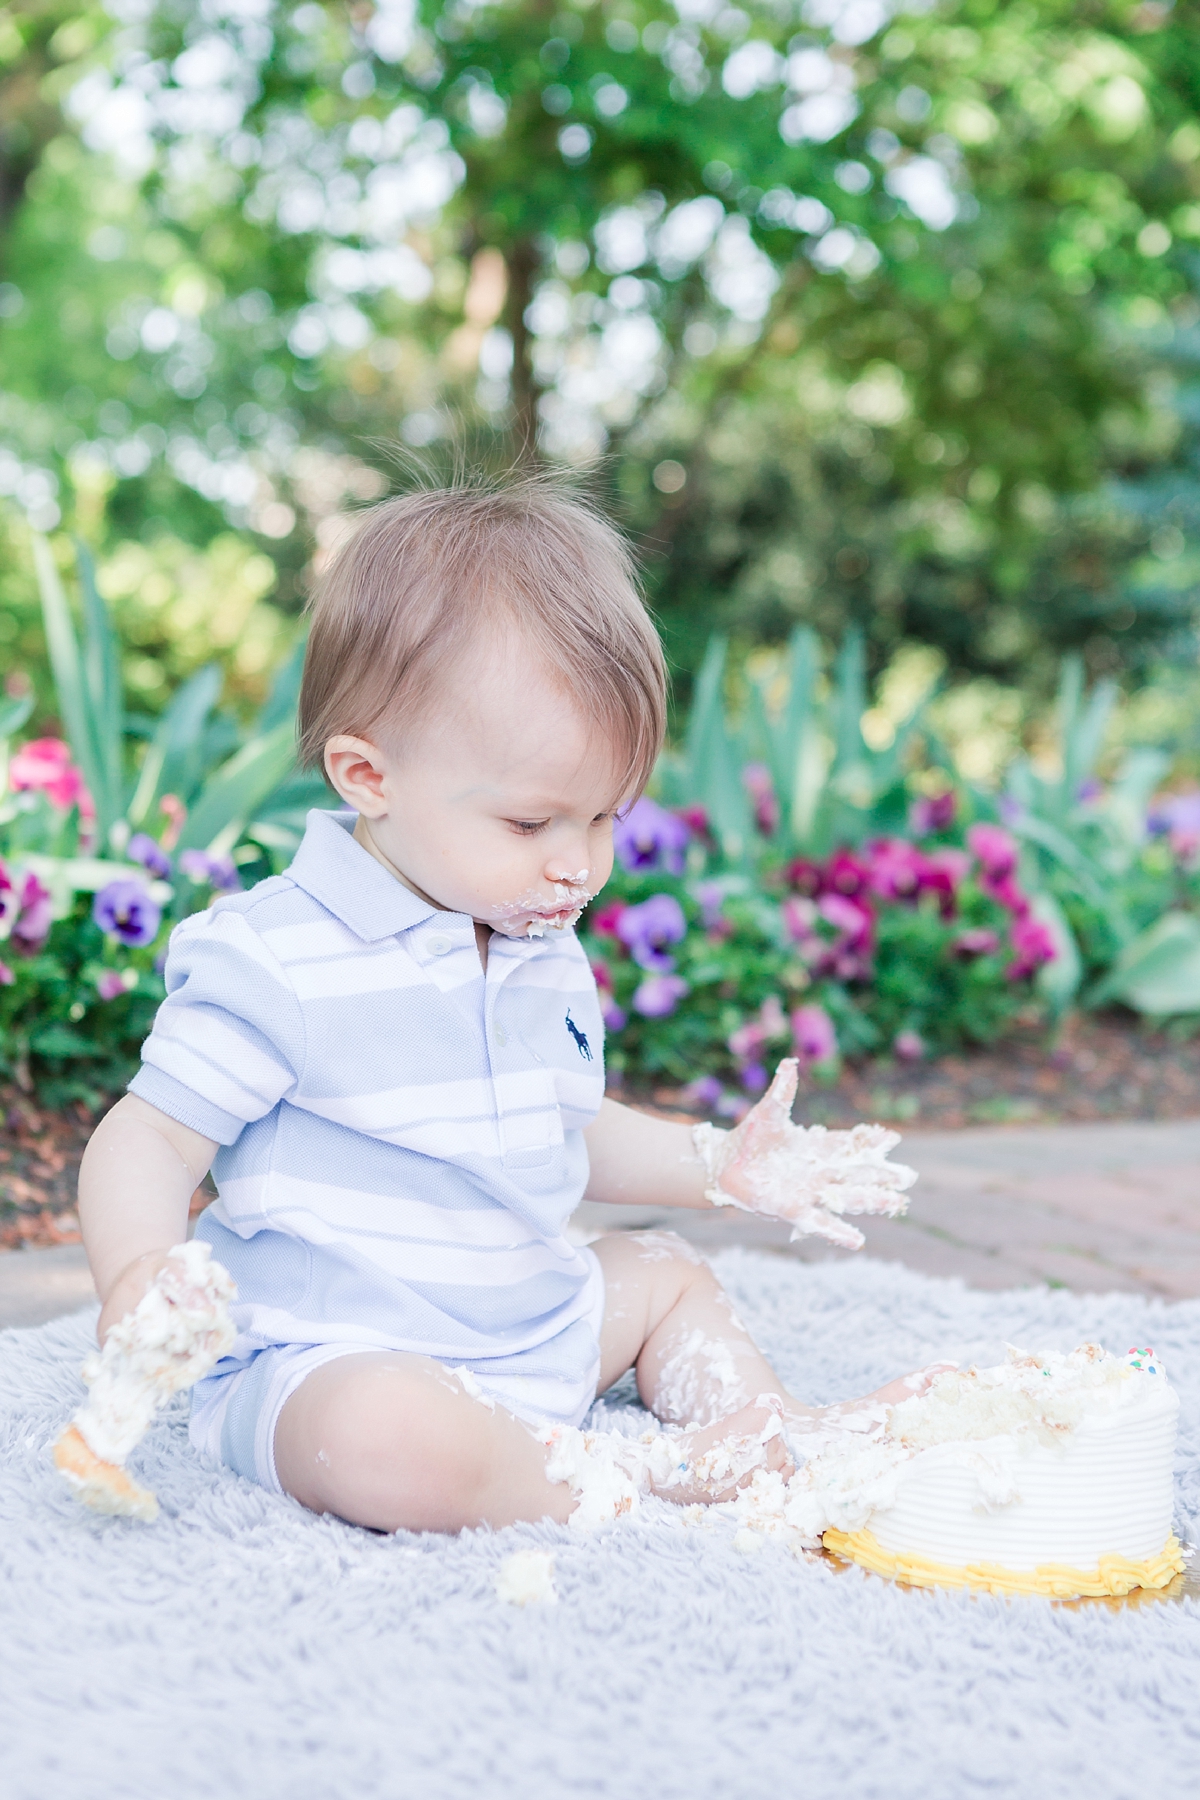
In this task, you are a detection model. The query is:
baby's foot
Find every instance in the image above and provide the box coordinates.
[786,1361,957,1444]
[650,1402,795,1506]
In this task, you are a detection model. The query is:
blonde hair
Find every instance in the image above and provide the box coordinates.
[298,479,667,799]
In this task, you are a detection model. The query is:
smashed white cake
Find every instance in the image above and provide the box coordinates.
[729,1344,1184,1597]
[54,1241,236,1522]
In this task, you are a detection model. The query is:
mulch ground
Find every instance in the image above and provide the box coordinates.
[3,1012,1198,1251]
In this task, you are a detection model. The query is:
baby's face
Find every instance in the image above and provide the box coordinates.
[327,632,626,937]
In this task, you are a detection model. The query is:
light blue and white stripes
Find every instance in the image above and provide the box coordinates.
[130,808,607,1433]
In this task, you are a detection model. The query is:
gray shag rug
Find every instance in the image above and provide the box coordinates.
[2,1249,1199,1800]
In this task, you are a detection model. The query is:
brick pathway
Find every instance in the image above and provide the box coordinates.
[3,1119,1198,1331]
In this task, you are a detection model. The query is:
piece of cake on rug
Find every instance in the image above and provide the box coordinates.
[730,1343,1184,1598]
[53,1241,236,1522]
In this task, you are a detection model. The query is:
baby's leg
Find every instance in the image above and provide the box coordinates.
[274,1352,574,1533]
[592,1230,934,1504]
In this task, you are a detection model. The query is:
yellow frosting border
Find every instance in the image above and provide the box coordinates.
[822,1528,1186,1599]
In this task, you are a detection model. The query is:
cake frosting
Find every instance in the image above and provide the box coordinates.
[726,1343,1184,1596]
[53,1241,236,1521]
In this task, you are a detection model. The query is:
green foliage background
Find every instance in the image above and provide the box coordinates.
[1,0,1199,713]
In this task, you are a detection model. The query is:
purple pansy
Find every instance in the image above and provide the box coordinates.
[616,893,688,972]
[632,973,689,1017]
[684,1074,723,1110]
[92,879,161,947]
[10,872,53,953]
[179,848,242,892]
[612,798,690,875]
[908,790,957,837]
[127,833,172,880]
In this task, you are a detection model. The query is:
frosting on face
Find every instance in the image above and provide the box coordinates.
[485,871,594,939]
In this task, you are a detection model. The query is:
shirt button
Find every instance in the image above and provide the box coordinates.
[427,934,452,956]
[493,1025,508,1048]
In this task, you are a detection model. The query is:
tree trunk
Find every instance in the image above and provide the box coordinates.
[504,236,540,463]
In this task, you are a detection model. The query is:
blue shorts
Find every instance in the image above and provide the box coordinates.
[189,1246,607,1494]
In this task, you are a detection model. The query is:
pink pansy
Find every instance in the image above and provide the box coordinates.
[10,872,53,954]
[742,762,780,836]
[9,738,92,815]
[919,848,972,918]
[782,894,819,948]
[588,901,627,942]
[792,1003,838,1065]
[815,892,875,981]
[95,970,127,1001]
[728,1020,767,1060]
[1005,916,1057,982]
[0,960,13,986]
[982,874,1031,918]
[894,1029,926,1061]
[783,857,823,898]
[825,848,869,898]
[953,927,1001,958]
[0,859,13,928]
[677,804,712,841]
[866,838,926,903]
[966,822,1019,882]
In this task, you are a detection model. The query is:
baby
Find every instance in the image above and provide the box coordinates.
[78,481,926,1533]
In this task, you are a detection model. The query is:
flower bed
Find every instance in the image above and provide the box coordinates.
[583,797,1082,1120]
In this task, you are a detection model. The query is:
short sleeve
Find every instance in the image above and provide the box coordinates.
[129,905,306,1145]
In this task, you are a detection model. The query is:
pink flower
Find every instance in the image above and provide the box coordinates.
[783,858,823,898]
[909,791,957,837]
[953,927,1001,958]
[1005,916,1057,982]
[0,960,13,986]
[825,848,869,898]
[8,738,92,815]
[894,1029,926,1061]
[982,874,1031,918]
[159,794,187,851]
[919,848,972,919]
[11,872,52,953]
[589,901,628,942]
[95,970,127,1001]
[677,805,712,841]
[782,894,819,947]
[742,762,780,836]
[728,1020,767,1060]
[866,838,926,903]
[792,1003,838,1065]
[966,822,1019,882]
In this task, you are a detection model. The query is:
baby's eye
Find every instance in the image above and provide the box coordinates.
[510,820,550,837]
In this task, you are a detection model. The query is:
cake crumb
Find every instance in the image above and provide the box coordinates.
[495,1549,558,1607]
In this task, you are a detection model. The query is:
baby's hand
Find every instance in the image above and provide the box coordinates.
[692,1059,916,1248]
[96,1249,173,1346]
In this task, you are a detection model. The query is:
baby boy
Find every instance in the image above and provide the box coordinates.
[78,481,923,1532]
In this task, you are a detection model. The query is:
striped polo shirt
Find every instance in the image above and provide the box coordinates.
[129,808,607,1422]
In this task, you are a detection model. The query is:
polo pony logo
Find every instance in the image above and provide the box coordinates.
[565,1010,592,1061]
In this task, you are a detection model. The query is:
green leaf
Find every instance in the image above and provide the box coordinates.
[177,720,299,853]
[75,538,124,832]
[0,693,34,741]
[1088,913,1200,1018]
[127,664,223,827]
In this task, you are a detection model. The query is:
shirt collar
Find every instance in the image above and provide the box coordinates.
[287,810,442,942]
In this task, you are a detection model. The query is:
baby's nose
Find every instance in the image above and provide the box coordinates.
[547,866,590,891]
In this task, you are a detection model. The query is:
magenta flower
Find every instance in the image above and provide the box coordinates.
[825,848,869,898]
[909,790,957,837]
[728,1019,767,1060]
[866,838,926,903]
[0,960,13,986]
[893,1029,926,1061]
[967,822,1019,882]
[95,970,127,1001]
[983,874,1031,918]
[616,893,688,972]
[783,857,823,897]
[127,833,172,880]
[8,737,92,815]
[92,879,161,947]
[919,848,972,918]
[792,1003,837,1065]
[589,900,627,941]
[782,895,819,948]
[0,860,13,931]
[632,973,689,1017]
[11,872,53,953]
[613,798,690,875]
[953,927,1001,958]
[742,763,780,836]
[816,893,875,978]
[1005,916,1057,982]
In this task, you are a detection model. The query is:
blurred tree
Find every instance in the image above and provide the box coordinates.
[0,0,1198,696]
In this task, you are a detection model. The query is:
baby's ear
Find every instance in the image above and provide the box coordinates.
[324,735,389,813]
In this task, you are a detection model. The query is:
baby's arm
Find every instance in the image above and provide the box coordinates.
[583,1097,712,1210]
[79,1094,218,1341]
